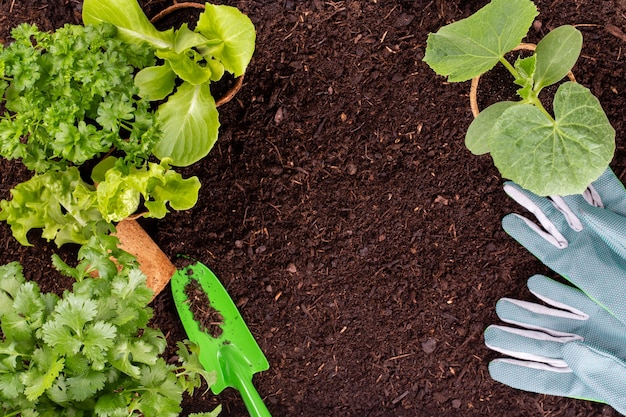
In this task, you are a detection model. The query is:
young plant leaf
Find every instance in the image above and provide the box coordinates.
[134,64,176,101]
[157,50,213,86]
[489,82,615,196]
[423,0,538,82]
[196,4,256,77]
[513,55,536,100]
[82,0,174,49]
[153,82,219,166]
[533,25,582,91]
[465,101,519,155]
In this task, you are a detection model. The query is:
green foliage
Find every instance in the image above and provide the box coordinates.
[423,0,615,195]
[83,0,256,166]
[0,23,201,265]
[423,0,538,82]
[0,262,216,417]
[0,23,157,172]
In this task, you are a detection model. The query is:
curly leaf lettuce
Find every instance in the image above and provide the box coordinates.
[96,159,201,222]
[0,168,101,247]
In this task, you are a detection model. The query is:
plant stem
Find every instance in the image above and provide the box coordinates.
[499,56,555,122]
[499,56,518,78]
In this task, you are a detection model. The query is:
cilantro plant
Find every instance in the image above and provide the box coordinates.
[423,0,615,196]
[0,261,220,417]
[0,23,200,264]
[83,0,256,166]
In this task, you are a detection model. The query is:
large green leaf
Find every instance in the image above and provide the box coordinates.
[153,82,219,166]
[82,0,174,49]
[196,4,256,77]
[489,82,615,196]
[533,25,582,91]
[465,101,518,155]
[134,64,176,101]
[423,0,538,82]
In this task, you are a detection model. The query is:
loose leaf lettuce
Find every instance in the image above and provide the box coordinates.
[423,0,538,82]
[489,82,615,195]
[83,0,256,166]
[82,0,174,49]
[196,4,256,77]
[153,82,219,166]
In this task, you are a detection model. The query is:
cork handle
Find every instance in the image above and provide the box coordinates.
[114,219,176,299]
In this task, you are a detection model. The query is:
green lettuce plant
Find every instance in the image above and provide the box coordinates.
[0,22,200,265]
[0,261,220,417]
[83,0,256,166]
[423,0,615,196]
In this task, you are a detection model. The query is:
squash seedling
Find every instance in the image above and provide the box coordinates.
[423,0,615,196]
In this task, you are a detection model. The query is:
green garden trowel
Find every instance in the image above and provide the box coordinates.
[171,262,272,417]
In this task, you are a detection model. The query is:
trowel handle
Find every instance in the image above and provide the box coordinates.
[221,343,272,417]
[237,375,272,417]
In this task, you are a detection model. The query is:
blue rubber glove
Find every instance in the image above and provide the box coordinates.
[485,275,626,415]
[502,168,626,322]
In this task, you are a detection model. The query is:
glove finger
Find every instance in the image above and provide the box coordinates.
[568,168,626,216]
[494,300,587,338]
[564,342,626,415]
[579,205,626,261]
[526,274,596,317]
[484,325,576,367]
[502,213,568,257]
[488,358,604,403]
[504,182,572,236]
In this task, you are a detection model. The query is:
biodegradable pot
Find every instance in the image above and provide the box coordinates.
[468,43,577,118]
[115,219,176,299]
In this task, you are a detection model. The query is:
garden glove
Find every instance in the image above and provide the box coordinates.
[485,274,626,415]
[502,168,626,322]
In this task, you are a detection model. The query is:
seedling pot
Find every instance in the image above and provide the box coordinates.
[469,43,577,117]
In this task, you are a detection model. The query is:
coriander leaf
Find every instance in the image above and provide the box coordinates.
[423,0,538,82]
[189,406,222,417]
[135,361,184,417]
[533,25,582,91]
[81,321,117,369]
[66,369,107,401]
[153,82,219,166]
[21,349,65,401]
[95,393,128,417]
[489,82,615,195]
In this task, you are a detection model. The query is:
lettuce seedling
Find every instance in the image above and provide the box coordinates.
[423,0,615,196]
[0,261,220,417]
[83,0,256,166]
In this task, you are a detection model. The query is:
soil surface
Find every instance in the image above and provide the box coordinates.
[1,1,625,416]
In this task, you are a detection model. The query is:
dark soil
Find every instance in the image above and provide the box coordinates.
[185,276,225,338]
[1,1,625,416]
